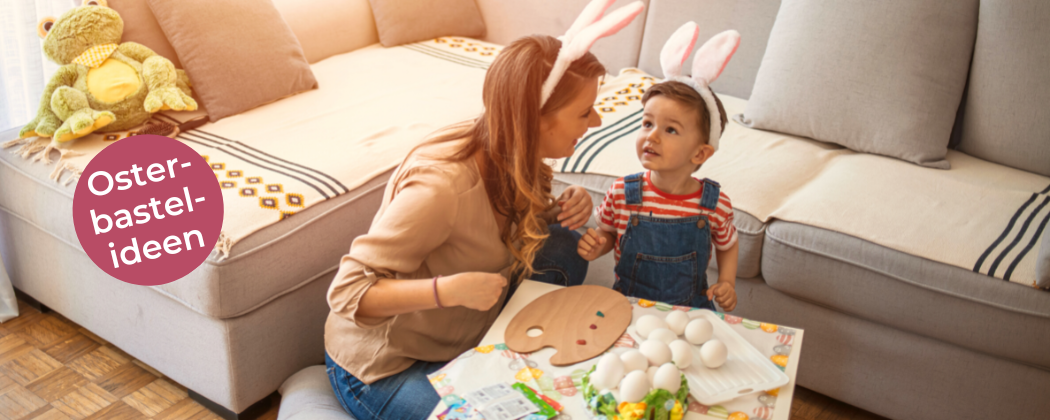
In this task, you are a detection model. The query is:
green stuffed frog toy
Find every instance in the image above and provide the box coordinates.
[19,0,196,146]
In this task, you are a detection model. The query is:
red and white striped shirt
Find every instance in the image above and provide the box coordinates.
[595,171,737,263]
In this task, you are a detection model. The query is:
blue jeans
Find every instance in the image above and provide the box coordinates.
[326,352,445,420]
[527,224,589,287]
[325,224,588,419]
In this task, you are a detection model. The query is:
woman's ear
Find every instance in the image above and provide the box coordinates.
[692,143,716,166]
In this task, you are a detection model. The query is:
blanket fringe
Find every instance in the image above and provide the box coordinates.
[214,231,233,261]
[3,136,85,185]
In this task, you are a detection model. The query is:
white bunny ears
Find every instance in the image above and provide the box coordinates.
[659,22,740,149]
[540,0,645,107]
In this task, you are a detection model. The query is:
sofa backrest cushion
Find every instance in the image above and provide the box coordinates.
[148,0,318,121]
[957,0,1050,177]
[83,0,182,69]
[473,0,649,75]
[736,0,978,169]
[272,0,379,64]
[368,0,485,47]
[637,0,780,100]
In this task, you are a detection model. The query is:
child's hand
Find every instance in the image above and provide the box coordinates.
[577,228,608,261]
[707,282,737,312]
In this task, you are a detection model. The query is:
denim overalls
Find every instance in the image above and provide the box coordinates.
[613,172,720,310]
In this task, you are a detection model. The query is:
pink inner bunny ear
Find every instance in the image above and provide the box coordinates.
[691,29,740,85]
[567,1,645,58]
[563,0,617,43]
[659,22,699,80]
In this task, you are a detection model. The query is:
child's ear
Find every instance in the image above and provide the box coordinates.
[692,143,716,166]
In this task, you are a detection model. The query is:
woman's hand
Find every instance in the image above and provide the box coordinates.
[438,272,508,311]
[556,185,593,231]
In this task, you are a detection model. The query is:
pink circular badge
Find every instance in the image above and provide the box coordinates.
[73,135,223,286]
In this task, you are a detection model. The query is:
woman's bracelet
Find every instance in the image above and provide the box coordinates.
[433,275,444,309]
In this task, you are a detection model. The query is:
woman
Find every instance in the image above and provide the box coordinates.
[324,35,607,420]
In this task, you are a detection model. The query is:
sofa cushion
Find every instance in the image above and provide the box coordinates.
[0,125,392,319]
[637,0,780,99]
[473,0,649,75]
[956,0,1050,177]
[553,172,766,279]
[148,0,318,121]
[272,0,380,64]
[761,220,1050,369]
[90,0,182,68]
[738,0,978,168]
[369,0,485,47]
[278,366,355,420]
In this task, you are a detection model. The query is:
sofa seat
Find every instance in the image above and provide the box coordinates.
[0,130,394,319]
[762,219,1050,369]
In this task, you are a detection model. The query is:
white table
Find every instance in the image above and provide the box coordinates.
[429,280,804,420]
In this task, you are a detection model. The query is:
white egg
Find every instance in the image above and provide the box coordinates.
[646,365,659,384]
[685,318,714,345]
[591,369,613,390]
[652,363,682,394]
[665,311,690,335]
[648,328,677,344]
[668,339,693,369]
[618,371,651,403]
[620,350,648,373]
[700,339,728,368]
[639,339,672,366]
[634,315,667,339]
[594,353,625,388]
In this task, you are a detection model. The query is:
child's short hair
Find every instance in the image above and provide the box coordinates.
[640,81,728,146]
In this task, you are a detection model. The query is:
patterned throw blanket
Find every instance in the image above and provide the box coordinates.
[555,69,1050,289]
[4,37,500,258]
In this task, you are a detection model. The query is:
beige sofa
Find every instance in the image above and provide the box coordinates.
[3,1,1047,420]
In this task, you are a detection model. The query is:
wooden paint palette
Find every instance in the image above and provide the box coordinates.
[505,285,631,366]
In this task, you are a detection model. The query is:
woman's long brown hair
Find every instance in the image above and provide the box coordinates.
[414,35,605,279]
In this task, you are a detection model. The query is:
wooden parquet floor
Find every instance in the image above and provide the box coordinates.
[0,299,279,420]
[0,298,887,420]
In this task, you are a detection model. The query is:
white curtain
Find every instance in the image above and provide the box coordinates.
[0,0,73,133]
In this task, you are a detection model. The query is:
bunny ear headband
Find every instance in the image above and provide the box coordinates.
[660,22,740,149]
[540,0,645,107]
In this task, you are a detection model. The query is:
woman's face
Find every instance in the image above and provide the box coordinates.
[537,77,602,160]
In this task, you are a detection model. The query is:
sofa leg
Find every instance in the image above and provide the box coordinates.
[188,389,275,420]
[13,287,50,313]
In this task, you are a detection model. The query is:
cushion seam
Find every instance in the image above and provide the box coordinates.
[0,203,340,319]
[765,227,1050,319]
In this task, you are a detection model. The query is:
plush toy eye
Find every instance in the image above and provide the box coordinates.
[82,0,109,6]
[37,17,55,39]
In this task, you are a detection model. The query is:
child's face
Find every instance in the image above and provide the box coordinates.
[636,96,714,173]
[538,77,602,160]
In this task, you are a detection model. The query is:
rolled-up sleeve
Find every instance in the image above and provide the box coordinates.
[326,166,459,329]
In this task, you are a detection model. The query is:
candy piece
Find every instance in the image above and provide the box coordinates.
[577,339,587,345]
[597,311,605,317]
[590,324,598,330]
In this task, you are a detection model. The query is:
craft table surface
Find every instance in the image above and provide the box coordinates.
[428,280,805,420]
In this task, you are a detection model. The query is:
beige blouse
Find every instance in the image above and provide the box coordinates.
[325,139,517,384]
